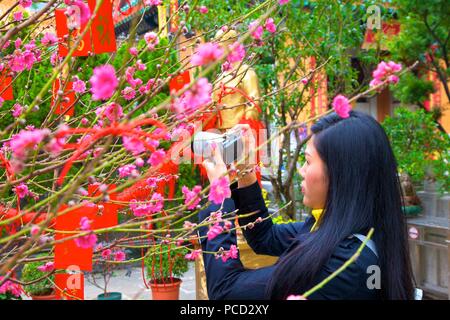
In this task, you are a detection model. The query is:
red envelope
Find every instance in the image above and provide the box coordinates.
[88,183,119,229]
[54,204,96,271]
[0,71,13,100]
[52,79,75,116]
[88,0,116,54]
[55,8,92,57]
[169,70,191,93]
[55,272,85,300]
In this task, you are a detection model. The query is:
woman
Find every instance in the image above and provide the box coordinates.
[198,110,415,300]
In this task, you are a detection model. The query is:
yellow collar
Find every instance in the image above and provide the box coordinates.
[310,209,324,232]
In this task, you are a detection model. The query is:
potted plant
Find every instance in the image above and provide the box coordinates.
[86,243,127,300]
[145,243,189,300]
[20,256,57,300]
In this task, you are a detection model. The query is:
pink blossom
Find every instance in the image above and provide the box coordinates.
[208,176,231,205]
[30,225,40,236]
[332,94,351,119]
[19,0,32,9]
[81,117,89,126]
[37,261,54,273]
[223,220,232,231]
[199,6,208,14]
[182,185,202,209]
[89,64,118,101]
[129,193,164,216]
[221,61,232,72]
[279,0,290,5]
[301,78,309,85]
[370,61,402,87]
[0,276,23,297]
[101,102,123,122]
[183,221,198,230]
[287,294,307,300]
[144,0,162,6]
[121,86,136,100]
[114,250,126,261]
[0,97,4,108]
[41,33,58,46]
[265,18,277,33]
[249,20,264,40]
[69,0,91,25]
[148,149,166,166]
[135,157,145,167]
[144,32,159,50]
[15,38,22,49]
[14,183,29,198]
[123,136,145,155]
[79,216,93,231]
[227,42,245,63]
[72,77,86,93]
[207,224,223,240]
[22,50,37,70]
[117,164,138,178]
[136,60,146,71]
[221,244,238,262]
[129,47,138,56]
[101,249,112,259]
[9,128,50,160]
[146,177,158,188]
[12,103,23,118]
[74,232,97,249]
[148,192,164,213]
[13,11,23,21]
[388,75,399,84]
[50,52,61,66]
[191,42,224,66]
[185,249,201,261]
[173,78,212,118]
[125,67,143,88]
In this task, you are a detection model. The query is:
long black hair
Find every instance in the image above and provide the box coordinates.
[266,110,415,300]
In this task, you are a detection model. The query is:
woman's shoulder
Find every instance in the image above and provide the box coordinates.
[333,236,379,271]
[310,236,380,299]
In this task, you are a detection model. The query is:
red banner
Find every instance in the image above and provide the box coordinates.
[0,71,13,100]
[54,205,96,271]
[52,79,75,116]
[55,8,92,57]
[55,272,85,300]
[88,0,117,54]
[169,70,191,93]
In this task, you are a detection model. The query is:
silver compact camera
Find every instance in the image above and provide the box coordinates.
[192,130,244,165]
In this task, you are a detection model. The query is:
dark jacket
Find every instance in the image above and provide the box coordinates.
[197,181,380,300]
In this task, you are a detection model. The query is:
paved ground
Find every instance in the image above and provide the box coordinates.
[84,262,196,300]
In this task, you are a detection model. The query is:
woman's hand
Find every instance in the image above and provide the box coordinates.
[202,142,229,184]
[228,124,258,188]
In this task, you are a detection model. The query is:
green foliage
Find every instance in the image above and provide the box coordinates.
[392,71,435,106]
[272,215,295,224]
[388,0,450,63]
[20,255,54,296]
[382,107,450,192]
[144,244,189,282]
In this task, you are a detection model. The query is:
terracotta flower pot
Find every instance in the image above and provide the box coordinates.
[149,278,182,300]
[31,290,59,300]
